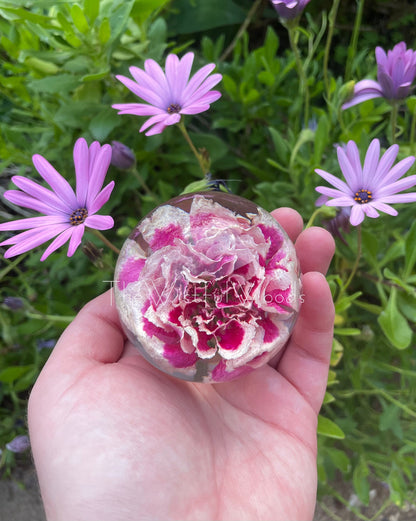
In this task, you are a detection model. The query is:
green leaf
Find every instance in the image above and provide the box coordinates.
[378,288,413,349]
[98,17,111,45]
[28,74,79,94]
[85,0,100,23]
[317,415,345,439]
[0,365,33,384]
[328,448,350,473]
[313,114,329,164]
[398,291,416,323]
[88,108,121,141]
[24,56,59,75]
[353,456,370,505]
[268,127,290,164]
[404,220,416,278]
[333,327,361,336]
[71,4,89,34]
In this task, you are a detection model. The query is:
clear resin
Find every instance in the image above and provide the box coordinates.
[114,192,301,383]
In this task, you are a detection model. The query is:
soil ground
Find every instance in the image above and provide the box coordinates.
[1,464,415,521]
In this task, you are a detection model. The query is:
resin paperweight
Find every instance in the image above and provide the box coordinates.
[114,192,301,383]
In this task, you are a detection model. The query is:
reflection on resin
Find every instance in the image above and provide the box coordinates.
[114,192,301,383]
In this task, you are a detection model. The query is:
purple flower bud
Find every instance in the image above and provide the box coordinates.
[270,0,311,21]
[3,296,24,310]
[6,434,30,453]
[111,141,136,170]
[36,339,56,351]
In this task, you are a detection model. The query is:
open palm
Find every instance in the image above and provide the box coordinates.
[28,208,335,521]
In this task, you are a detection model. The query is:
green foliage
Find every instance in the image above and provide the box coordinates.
[0,2,415,517]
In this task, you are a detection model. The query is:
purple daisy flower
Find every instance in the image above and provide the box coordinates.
[112,52,222,136]
[343,42,416,109]
[270,0,311,20]
[315,139,416,226]
[0,138,115,261]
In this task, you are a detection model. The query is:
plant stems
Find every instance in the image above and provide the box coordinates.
[90,229,120,255]
[131,168,153,195]
[178,120,209,175]
[338,224,362,299]
[410,104,416,155]
[345,0,365,81]
[220,0,263,62]
[288,24,310,128]
[25,312,75,323]
[323,0,341,102]
[390,101,399,144]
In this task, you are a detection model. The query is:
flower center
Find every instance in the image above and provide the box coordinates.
[354,189,373,204]
[69,207,88,225]
[167,103,181,114]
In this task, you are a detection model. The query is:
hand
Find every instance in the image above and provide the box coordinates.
[28,208,335,521]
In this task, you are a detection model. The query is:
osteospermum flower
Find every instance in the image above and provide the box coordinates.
[0,138,114,260]
[270,0,311,20]
[315,139,416,226]
[343,42,416,109]
[112,52,222,136]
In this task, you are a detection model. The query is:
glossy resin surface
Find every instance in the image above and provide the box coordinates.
[114,192,301,382]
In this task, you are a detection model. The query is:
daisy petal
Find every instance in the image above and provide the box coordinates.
[2,224,69,258]
[73,138,89,206]
[373,144,399,184]
[378,156,415,186]
[325,197,355,206]
[362,204,380,218]
[315,186,350,199]
[32,155,78,209]
[88,181,115,215]
[182,63,216,100]
[370,201,398,215]
[363,139,380,187]
[85,215,114,230]
[377,174,416,197]
[40,227,75,261]
[350,205,365,226]
[4,190,64,215]
[11,176,71,213]
[0,215,67,232]
[86,144,112,204]
[315,168,352,193]
[337,147,360,189]
[381,192,416,203]
[112,103,164,116]
[67,224,85,257]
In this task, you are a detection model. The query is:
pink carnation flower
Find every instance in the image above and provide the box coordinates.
[315,139,416,226]
[0,138,114,260]
[115,193,300,383]
[112,52,222,136]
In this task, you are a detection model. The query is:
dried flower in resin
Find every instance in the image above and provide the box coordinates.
[114,192,301,383]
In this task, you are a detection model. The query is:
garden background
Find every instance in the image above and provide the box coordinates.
[0,1,415,520]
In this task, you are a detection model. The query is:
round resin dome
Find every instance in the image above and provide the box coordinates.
[114,192,301,383]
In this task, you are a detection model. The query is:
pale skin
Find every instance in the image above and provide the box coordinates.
[28,208,335,521]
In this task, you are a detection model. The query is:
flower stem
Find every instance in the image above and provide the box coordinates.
[338,225,362,300]
[287,24,310,128]
[131,168,153,196]
[25,311,75,323]
[323,0,341,103]
[178,121,209,175]
[390,101,399,144]
[90,229,120,255]
[219,0,263,62]
[345,0,365,81]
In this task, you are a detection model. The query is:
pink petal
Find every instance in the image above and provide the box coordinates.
[86,144,112,204]
[381,192,416,203]
[315,186,351,199]
[377,156,415,187]
[350,205,365,226]
[370,200,399,215]
[11,176,71,213]
[315,168,352,194]
[345,141,363,180]
[183,63,216,100]
[115,75,165,108]
[112,103,164,116]
[144,59,169,94]
[337,146,360,189]
[0,215,67,231]
[377,174,416,197]
[184,74,223,107]
[73,138,89,206]
[84,215,114,230]
[4,190,65,216]
[129,65,164,93]
[40,227,74,261]
[32,155,78,209]
[174,52,194,100]
[217,320,244,351]
[325,196,355,206]
[67,224,85,256]
[2,224,69,258]
[88,181,115,215]
[362,139,380,187]
[362,204,379,218]
[373,144,399,184]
